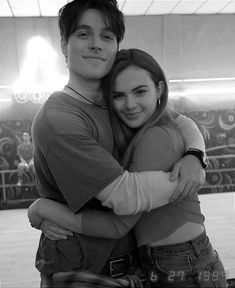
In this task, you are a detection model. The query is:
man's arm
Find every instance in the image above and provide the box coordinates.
[175,114,205,152]
[97,170,177,215]
[171,114,206,201]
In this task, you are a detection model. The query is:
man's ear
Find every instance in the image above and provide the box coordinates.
[61,37,68,62]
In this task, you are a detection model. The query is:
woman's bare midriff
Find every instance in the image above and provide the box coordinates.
[148,223,205,247]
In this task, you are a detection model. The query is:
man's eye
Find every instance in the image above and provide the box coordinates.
[102,33,116,41]
[77,31,88,37]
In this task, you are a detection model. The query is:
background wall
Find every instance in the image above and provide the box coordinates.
[1,15,235,89]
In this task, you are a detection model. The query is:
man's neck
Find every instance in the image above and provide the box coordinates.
[67,75,103,102]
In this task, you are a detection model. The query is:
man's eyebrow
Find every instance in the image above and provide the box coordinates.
[76,24,115,33]
[76,24,92,30]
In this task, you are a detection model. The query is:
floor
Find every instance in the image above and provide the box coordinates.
[0,192,234,288]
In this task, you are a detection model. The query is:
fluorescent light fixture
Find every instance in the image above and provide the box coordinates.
[169,76,235,100]
[0,85,11,89]
[0,98,12,103]
[169,87,235,98]
[169,77,235,83]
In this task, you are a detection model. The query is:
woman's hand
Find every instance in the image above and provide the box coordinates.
[28,198,74,240]
[40,219,73,240]
[169,154,206,201]
[28,199,44,229]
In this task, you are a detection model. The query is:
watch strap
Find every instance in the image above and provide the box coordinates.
[184,148,208,169]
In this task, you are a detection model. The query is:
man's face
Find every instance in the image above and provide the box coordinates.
[62,9,118,81]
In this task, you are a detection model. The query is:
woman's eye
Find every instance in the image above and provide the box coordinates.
[136,89,146,96]
[112,93,123,99]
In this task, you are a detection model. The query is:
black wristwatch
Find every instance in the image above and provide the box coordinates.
[184,148,208,169]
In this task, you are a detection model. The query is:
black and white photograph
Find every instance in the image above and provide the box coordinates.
[0,1,235,287]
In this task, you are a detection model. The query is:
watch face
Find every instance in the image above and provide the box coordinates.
[203,156,209,168]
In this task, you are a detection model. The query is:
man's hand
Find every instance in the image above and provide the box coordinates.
[169,155,206,201]
[40,220,73,240]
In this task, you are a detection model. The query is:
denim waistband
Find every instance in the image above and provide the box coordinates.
[139,230,210,259]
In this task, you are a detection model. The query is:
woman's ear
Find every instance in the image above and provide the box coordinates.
[61,37,68,63]
[158,81,164,96]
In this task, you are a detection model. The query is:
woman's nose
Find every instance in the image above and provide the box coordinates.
[126,96,137,109]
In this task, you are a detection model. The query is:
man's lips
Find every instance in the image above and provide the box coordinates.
[83,55,105,61]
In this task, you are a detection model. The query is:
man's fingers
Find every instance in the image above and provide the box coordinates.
[169,163,180,181]
[176,182,192,202]
[170,180,186,201]
[185,180,204,199]
[187,185,197,199]
[187,183,202,198]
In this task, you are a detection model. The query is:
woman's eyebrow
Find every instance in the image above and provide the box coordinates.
[132,85,148,91]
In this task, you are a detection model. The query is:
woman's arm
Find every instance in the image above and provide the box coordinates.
[28,198,82,233]
[28,198,140,238]
[82,209,141,238]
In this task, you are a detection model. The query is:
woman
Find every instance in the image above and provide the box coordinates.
[28,49,226,287]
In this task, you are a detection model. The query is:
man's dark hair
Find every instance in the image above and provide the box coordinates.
[58,0,125,44]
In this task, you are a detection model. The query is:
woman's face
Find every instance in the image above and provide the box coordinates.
[112,65,161,128]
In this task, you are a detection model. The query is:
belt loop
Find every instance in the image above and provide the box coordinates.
[145,246,155,264]
[190,240,201,258]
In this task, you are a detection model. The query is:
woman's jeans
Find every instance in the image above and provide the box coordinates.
[139,231,227,288]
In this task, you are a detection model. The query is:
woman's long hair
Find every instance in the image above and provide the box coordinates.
[102,48,181,166]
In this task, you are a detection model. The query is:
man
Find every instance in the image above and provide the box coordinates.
[16,132,34,186]
[30,0,207,286]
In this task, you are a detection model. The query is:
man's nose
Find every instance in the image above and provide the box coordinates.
[89,36,102,51]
